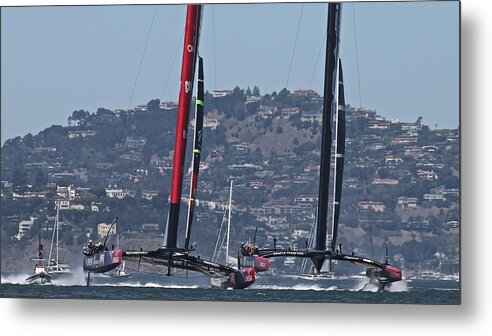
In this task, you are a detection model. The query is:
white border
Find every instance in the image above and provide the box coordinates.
[1,0,490,335]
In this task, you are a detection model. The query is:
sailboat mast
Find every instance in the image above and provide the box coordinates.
[38,221,43,260]
[166,4,203,249]
[225,180,233,265]
[330,59,346,252]
[315,2,341,266]
[185,56,204,250]
[47,203,56,267]
[55,202,60,270]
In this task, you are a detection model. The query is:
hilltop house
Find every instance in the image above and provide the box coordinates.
[357,201,386,213]
[417,169,439,181]
[397,197,418,208]
[105,186,132,199]
[97,223,117,238]
[212,89,233,98]
[15,217,37,240]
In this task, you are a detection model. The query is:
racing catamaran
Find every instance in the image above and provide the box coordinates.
[240,2,402,290]
[82,4,256,289]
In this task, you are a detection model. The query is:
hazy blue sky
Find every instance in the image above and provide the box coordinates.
[1,1,459,143]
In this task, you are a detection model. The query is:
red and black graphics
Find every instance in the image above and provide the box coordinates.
[383,266,403,282]
[83,249,123,273]
[366,265,402,283]
[230,267,256,289]
[254,256,270,272]
[241,255,270,272]
[167,5,203,249]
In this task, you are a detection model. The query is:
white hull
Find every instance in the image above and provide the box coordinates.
[210,276,230,288]
[26,273,52,285]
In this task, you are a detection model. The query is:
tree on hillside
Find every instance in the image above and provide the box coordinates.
[12,166,27,187]
[147,99,161,112]
[253,85,260,96]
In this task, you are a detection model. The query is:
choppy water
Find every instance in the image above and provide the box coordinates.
[0,270,460,304]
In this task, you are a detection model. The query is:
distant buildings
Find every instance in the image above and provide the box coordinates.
[97,223,117,237]
[291,89,318,97]
[417,169,439,181]
[68,130,96,138]
[15,217,36,240]
[397,197,418,209]
[358,201,386,213]
[372,178,399,185]
[212,89,233,98]
[105,187,131,199]
[125,136,147,148]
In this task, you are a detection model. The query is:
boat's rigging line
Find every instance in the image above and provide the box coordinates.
[211,5,218,90]
[113,264,210,278]
[345,2,375,259]
[285,3,304,89]
[47,201,59,270]
[352,3,363,107]
[128,5,159,109]
[160,29,185,101]
[212,207,229,263]
[308,30,327,90]
[267,5,306,188]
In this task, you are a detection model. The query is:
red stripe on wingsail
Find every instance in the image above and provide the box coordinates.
[170,5,201,205]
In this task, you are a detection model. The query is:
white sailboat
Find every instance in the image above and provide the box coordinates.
[212,180,235,267]
[211,180,236,288]
[46,201,72,277]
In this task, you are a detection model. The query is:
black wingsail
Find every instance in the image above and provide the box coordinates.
[330,59,346,252]
[314,2,341,272]
[185,56,204,250]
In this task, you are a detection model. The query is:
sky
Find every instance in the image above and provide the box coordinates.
[1,1,459,144]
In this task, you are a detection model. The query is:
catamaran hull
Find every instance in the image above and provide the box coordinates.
[83,249,123,273]
[242,256,270,272]
[366,265,402,284]
[231,267,256,289]
[211,267,256,289]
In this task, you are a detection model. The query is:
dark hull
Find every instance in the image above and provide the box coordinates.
[83,249,123,273]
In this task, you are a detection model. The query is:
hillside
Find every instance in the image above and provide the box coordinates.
[1,87,460,276]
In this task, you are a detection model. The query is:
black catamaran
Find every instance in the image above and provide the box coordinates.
[240,2,402,290]
[83,4,256,289]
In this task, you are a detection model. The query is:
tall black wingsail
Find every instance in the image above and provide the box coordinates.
[185,56,204,250]
[314,2,341,272]
[331,59,346,252]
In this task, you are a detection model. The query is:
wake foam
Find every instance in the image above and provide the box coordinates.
[1,273,31,285]
[251,284,338,291]
[352,279,409,292]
